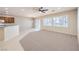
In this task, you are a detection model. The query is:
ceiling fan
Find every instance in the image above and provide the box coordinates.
[33,7,48,13]
[38,7,48,13]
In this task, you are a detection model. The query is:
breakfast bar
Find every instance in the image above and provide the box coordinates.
[0,25,19,41]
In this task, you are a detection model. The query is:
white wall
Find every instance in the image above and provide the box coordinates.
[15,16,33,32]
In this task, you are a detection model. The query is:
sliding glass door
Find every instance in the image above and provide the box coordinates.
[35,19,41,31]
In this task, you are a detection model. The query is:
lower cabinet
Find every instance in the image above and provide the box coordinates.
[0,25,19,41]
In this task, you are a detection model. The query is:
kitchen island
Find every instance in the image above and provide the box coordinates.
[0,25,19,41]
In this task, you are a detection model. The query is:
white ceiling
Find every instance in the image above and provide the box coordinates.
[0,7,77,18]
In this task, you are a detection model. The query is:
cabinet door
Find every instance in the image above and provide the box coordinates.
[0,17,14,23]
[0,17,4,20]
[4,17,14,23]
[10,17,14,23]
[0,17,5,22]
[4,17,9,23]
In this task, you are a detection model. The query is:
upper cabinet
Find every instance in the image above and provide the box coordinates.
[0,16,15,23]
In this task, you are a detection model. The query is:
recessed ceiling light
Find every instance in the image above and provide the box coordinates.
[5,12,8,14]
[5,8,8,10]
[21,9,25,11]
[57,8,62,10]
[5,11,8,12]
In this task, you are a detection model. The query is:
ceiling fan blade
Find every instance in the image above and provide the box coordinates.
[42,11,46,13]
[41,10,46,13]
[33,7,48,13]
[43,9,48,11]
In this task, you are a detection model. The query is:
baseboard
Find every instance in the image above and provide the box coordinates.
[41,29,77,36]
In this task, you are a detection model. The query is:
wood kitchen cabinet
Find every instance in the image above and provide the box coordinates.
[0,16,14,23]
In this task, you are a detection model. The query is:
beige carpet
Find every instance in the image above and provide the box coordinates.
[20,31,79,51]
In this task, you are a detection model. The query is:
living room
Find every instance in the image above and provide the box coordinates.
[0,7,78,51]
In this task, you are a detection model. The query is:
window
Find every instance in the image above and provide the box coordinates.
[43,17,52,26]
[43,16,68,27]
[53,16,68,27]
